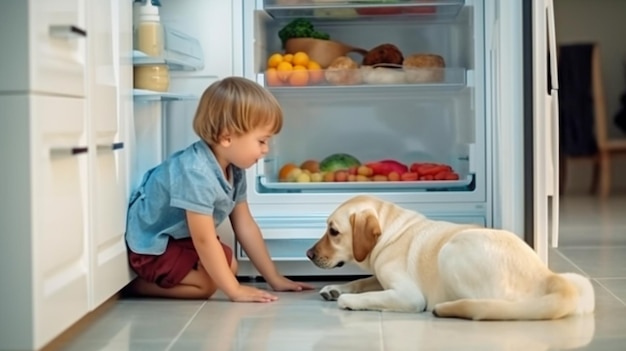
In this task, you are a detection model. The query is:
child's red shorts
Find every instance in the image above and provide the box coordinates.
[128,237,233,288]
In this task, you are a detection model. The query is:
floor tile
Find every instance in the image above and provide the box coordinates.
[575,337,626,351]
[548,248,586,274]
[381,313,596,351]
[170,290,382,351]
[595,278,626,304]
[557,247,626,278]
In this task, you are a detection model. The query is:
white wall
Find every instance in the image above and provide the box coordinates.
[555,0,626,194]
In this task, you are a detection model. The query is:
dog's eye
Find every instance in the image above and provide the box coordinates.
[329,227,339,236]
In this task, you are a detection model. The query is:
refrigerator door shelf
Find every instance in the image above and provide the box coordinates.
[261,0,465,21]
[257,174,474,192]
[132,89,197,102]
[132,49,202,72]
[259,68,467,93]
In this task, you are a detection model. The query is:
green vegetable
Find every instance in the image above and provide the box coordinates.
[319,153,361,172]
[278,18,330,48]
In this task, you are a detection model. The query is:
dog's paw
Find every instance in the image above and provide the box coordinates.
[337,294,362,311]
[320,284,343,301]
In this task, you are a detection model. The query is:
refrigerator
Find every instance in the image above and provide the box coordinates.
[130,0,559,277]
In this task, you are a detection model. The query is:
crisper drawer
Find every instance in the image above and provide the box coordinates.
[239,238,318,262]
[0,0,87,96]
[429,215,485,226]
[239,215,485,261]
[237,217,326,261]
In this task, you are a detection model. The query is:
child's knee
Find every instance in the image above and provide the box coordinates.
[204,284,218,299]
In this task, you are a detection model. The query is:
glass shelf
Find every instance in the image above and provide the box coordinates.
[258,174,473,192]
[262,0,465,21]
[259,67,467,94]
[133,89,197,102]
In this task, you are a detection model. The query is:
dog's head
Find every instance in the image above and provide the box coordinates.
[306,195,382,269]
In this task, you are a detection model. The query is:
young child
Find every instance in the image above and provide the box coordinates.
[125,76,313,302]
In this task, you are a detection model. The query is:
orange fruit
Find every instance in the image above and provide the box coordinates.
[288,65,309,86]
[267,53,283,69]
[307,60,324,84]
[278,163,298,181]
[276,61,293,82]
[265,68,282,86]
[282,53,294,64]
[292,51,310,67]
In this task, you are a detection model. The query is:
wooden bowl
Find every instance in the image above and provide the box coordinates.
[284,38,367,68]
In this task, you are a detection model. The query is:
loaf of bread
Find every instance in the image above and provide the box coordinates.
[403,53,445,83]
[325,56,362,85]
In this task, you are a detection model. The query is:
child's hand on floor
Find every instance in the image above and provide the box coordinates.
[229,285,278,303]
[269,275,315,292]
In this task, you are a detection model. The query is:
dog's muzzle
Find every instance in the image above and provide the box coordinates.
[306,248,344,269]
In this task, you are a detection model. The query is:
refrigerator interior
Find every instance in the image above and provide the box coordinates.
[240,1,489,211]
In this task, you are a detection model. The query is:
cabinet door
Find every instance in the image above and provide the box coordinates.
[29,0,87,97]
[88,0,132,308]
[32,95,90,348]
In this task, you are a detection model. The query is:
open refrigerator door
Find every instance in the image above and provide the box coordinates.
[532,0,560,260]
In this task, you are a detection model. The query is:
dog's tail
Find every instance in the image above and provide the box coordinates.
[432,273,595,321]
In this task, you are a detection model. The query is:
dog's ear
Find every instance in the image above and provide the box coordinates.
[350,210,382,262]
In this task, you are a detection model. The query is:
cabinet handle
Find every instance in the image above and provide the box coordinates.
[97,142,125,151]
[50,146,88,157]
[49,25,87,39]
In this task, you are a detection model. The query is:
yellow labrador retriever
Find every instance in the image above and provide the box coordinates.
[306,195,595,320]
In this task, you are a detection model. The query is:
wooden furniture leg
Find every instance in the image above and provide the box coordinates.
[598,151,611,198]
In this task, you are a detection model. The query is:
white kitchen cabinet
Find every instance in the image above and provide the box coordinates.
[0,94,91,351]
[0,0,134,349]
[0,0,87,97]
[86,0,133,309]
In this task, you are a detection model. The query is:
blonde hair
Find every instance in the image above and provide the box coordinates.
[193,77,283,145]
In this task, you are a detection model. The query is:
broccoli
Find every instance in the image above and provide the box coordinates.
[278,18,330,48]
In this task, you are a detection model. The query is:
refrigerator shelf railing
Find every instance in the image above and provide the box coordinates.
[132,50,203,71]
[260,67,466,93]
[257,174,473,192]
[262,0,465,21]
[132,89,197,102]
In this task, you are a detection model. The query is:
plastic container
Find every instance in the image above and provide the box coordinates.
[134,0,164,57]
[134,64,170,92]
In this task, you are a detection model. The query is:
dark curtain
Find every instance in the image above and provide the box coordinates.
[557,43,598,157]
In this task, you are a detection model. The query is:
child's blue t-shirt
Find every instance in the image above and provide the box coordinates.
[125,140,247,255]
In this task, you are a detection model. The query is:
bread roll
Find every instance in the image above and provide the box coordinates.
[403,54,445,83]
[325,56,362,85]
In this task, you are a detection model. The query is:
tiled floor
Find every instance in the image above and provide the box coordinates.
[59,195,626,351]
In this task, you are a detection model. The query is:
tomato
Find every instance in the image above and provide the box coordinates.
[400,172,419,181]
[403,6,436,14]
[356,7,403,15]
[445,173,460,180]
[365,162,393,176]
[434,171,449,180]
